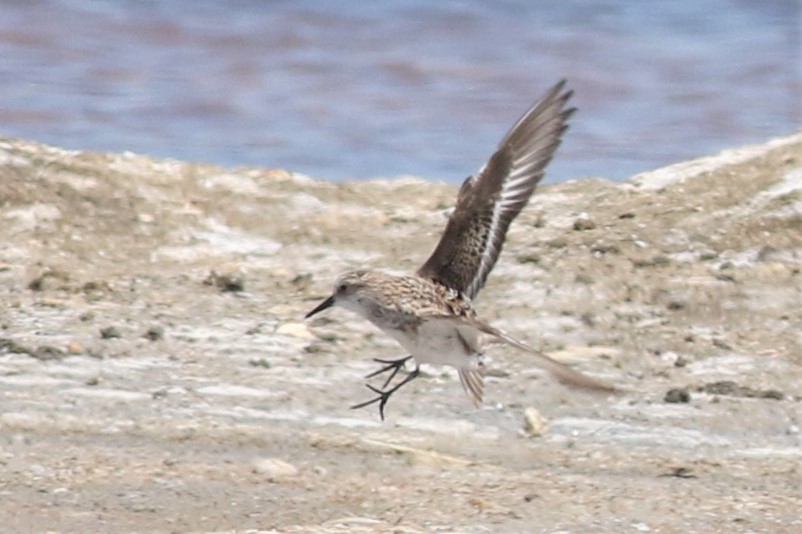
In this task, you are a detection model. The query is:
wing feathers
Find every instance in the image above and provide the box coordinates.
[417,80,574,299]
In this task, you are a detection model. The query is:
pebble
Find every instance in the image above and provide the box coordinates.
[27,345,65,360]
[573,218,596,231]
[27,269,69,291]
[522,407,549,437]
[99,326,122,339]
[144,326,164,341]
[252,458,299,480]
[204,269,244,292]
[665,388,691,403]
[277,322,315,340]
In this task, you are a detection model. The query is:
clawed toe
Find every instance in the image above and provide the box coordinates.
[352,365,420,420]
[351,384,392,420]
[364,355,413,389]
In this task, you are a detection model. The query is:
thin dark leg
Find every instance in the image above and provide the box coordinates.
[365,355,413,389]
[352,365,420,421]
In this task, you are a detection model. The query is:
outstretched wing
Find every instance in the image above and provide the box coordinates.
[417,80,574,300]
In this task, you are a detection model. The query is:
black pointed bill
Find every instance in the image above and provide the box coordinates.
[305,295,335,319]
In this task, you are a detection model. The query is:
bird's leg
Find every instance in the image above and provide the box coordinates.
[351,365,420,421]
[365,355,413,389]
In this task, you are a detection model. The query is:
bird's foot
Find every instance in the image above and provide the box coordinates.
[352,366,419,420]
[365,355,414,389]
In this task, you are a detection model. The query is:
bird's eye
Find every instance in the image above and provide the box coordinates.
[337,283,348,294]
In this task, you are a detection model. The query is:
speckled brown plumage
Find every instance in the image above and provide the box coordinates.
[306,81,615,419]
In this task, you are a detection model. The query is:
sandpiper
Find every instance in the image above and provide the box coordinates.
[306,80,615,419]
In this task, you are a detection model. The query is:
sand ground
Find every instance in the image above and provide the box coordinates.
[1,132,801,532]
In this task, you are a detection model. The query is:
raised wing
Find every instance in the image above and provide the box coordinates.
[417,80,574,299]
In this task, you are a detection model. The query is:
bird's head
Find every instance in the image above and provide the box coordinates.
[304,270,375,319]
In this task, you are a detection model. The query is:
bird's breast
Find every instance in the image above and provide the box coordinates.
[385,319,478,369]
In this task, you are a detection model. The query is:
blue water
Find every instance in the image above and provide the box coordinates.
[1,0,799,183]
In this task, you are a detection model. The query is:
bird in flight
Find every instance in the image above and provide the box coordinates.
[306,80,616,419]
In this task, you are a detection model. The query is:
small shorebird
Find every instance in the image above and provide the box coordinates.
[306,80,615,419]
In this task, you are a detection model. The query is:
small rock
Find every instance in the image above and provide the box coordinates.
[66,341,83,354]
[590,242,620,255]
[252,458,298,480]
[144,326,164,341]
[634,255,671,268]
[711,338,732,350]
[573,218,596,231]
[522,407,549,437]
[248,358,271,368]
[99,326,122,339]
[303,343,324,354]
[28,269,70,291]
[31,345,65,360]
[760,389,785,401]
[82,280,111,293]
[204,269,244,292]
[0,338,28,354]
[665,388,691,403]
[277,322,315,340]
[516,253,540,264]
[659,466,696,478]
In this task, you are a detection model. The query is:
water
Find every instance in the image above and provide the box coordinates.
[1,0,799,183]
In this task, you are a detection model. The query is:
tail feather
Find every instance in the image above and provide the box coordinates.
[458,368,484,406]
[440,315,619,393]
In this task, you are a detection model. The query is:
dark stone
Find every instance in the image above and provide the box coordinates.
[100,326,122,339]
[144,325,164,341]
[665,388,691,403]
